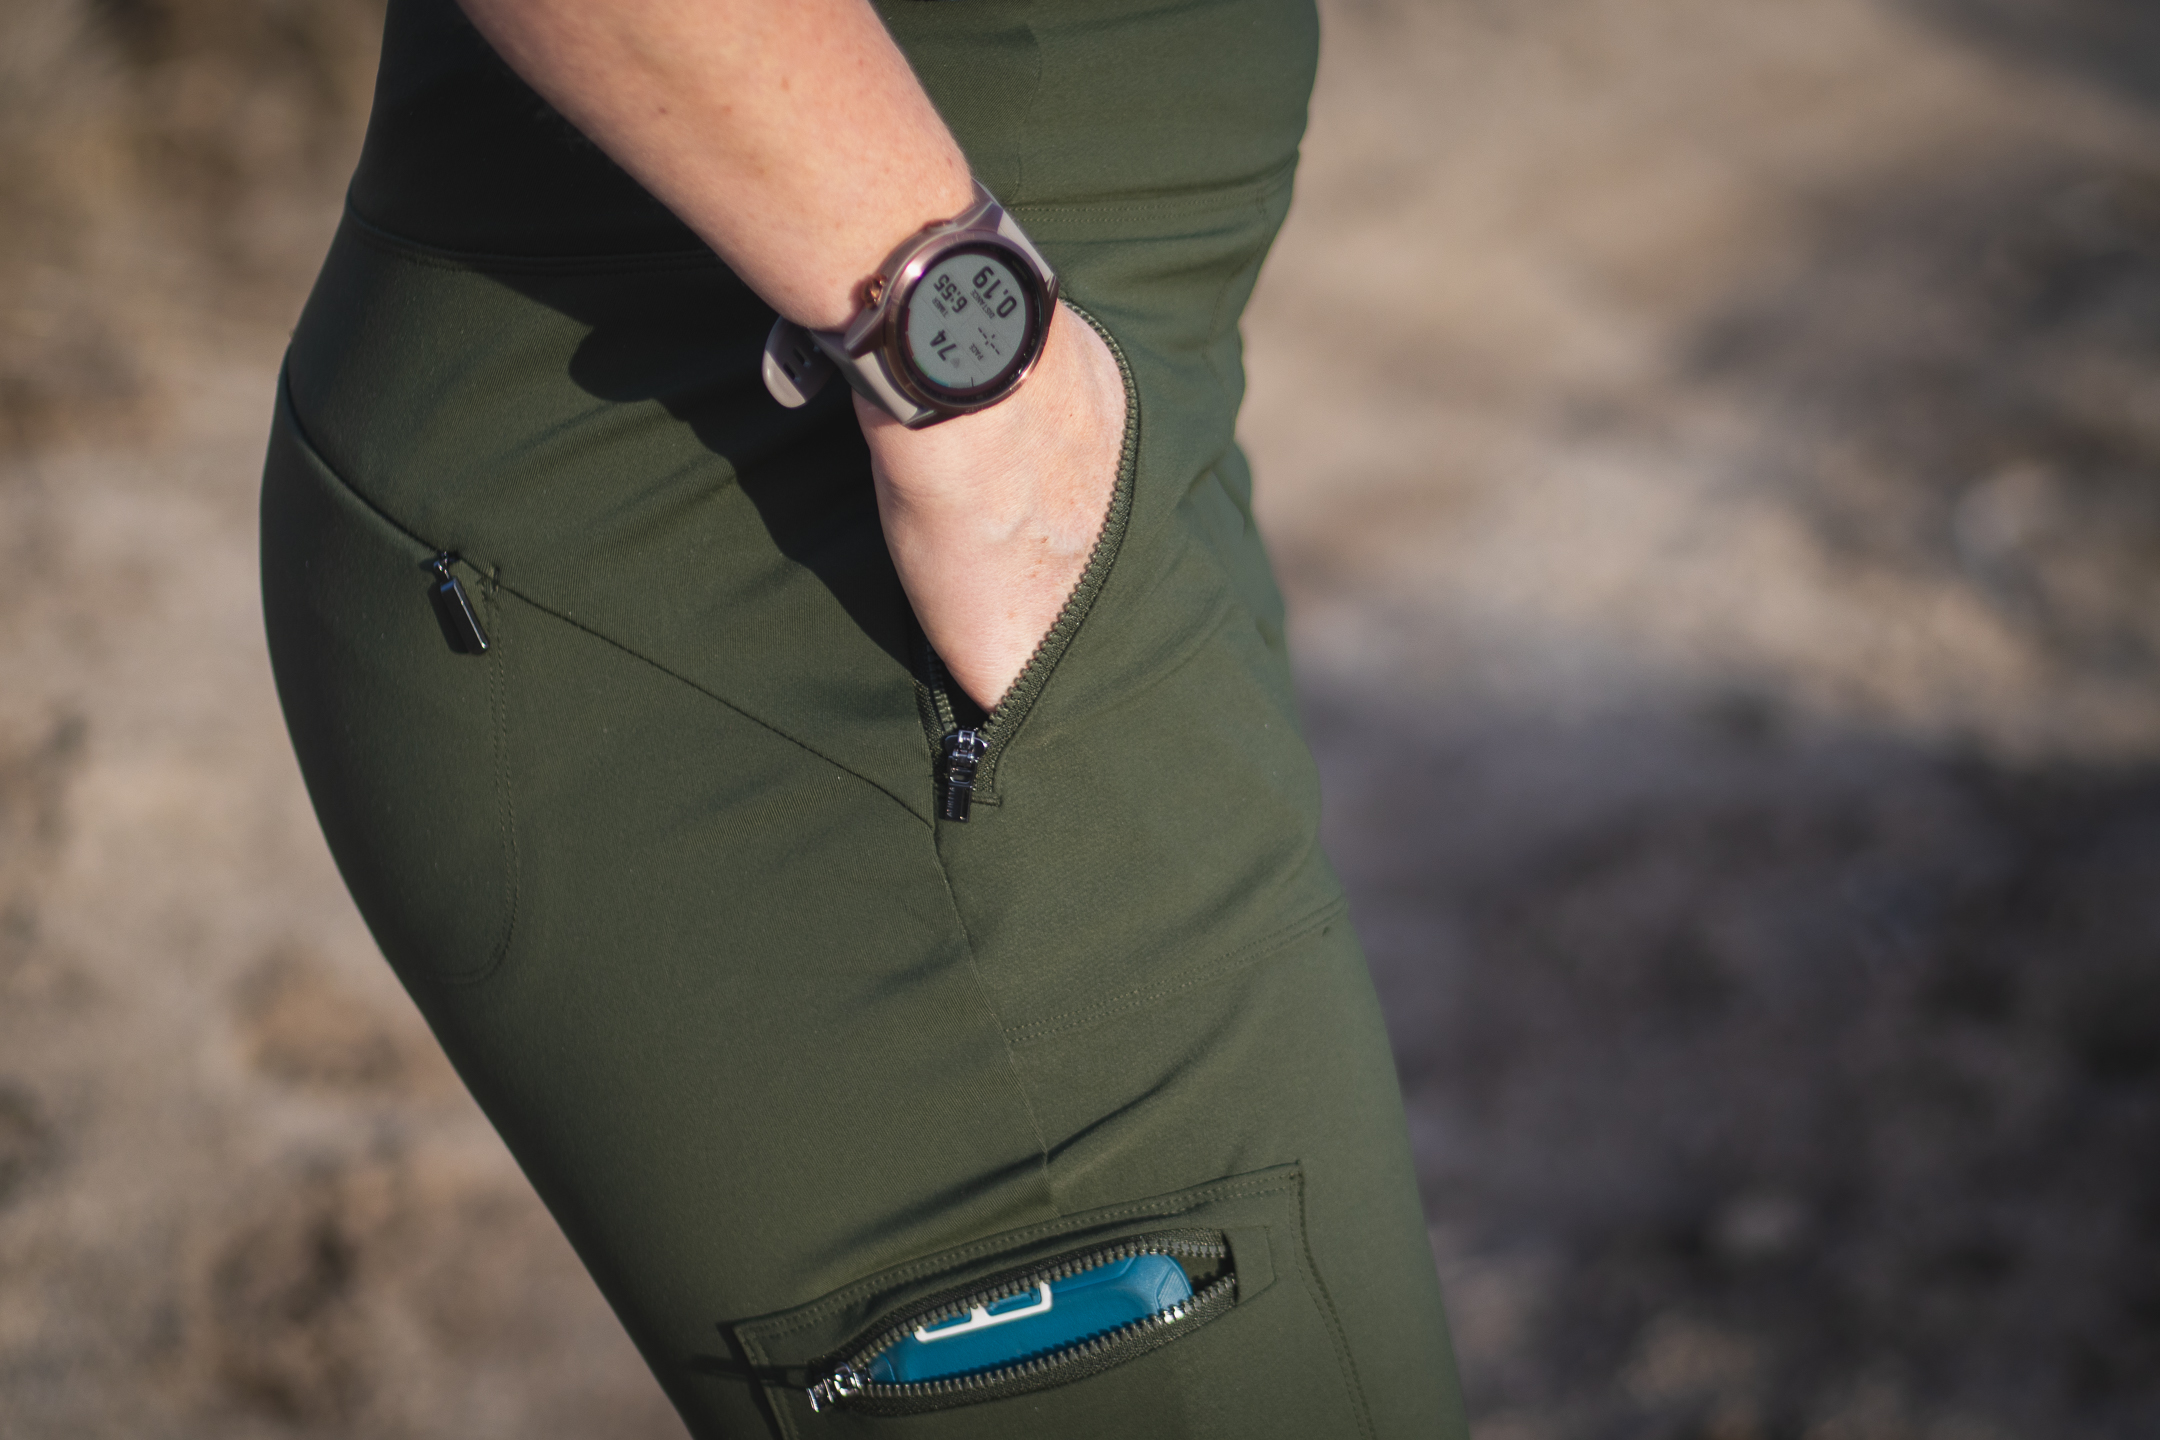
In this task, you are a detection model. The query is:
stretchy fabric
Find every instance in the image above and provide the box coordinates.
[261,1,1467,1433]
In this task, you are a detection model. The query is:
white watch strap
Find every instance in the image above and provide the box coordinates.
[761,317,936,425]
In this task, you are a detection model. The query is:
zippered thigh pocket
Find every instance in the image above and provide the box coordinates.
[726,1166,1371,1435]
[805,1228,1237,1414]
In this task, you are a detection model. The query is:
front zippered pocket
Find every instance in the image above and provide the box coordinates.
[805,1230,1235,1415]
[920,304,1140,821]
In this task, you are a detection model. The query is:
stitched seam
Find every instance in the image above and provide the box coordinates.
[1288,1174,1379,1440]
[495,588,929,823]
[1011,19,1044,205]
[453,579,521,988]
[275,376,929,827]
[927,850,1057,1210]
[491,580,522,980]
[1008,159,1297,223]
[1002,896,1346,1045]
[745,1173,1300,1340]
[344,164,1295,271]
[341,203,725,277]
[1201,188,1280,400]
[489,587,518,979]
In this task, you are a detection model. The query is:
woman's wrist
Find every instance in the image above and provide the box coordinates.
[776,165,978,331]
[861,309,1107,524]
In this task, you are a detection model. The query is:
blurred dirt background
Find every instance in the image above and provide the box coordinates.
[1,0,2156,1437]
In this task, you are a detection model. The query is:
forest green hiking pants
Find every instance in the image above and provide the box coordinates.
[259,0,1465,1433]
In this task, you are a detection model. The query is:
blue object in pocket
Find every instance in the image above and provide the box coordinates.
[866,1254,1195,1384]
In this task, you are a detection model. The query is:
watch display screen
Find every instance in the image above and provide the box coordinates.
[903,247,1038,397]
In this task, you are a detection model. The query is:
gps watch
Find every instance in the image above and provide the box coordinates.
[761,182,1060,428]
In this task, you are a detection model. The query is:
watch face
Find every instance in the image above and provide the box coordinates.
[900,244,1042,400]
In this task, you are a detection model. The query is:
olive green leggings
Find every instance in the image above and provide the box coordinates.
[266,2,1464,1430]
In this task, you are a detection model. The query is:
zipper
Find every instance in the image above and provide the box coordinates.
[423,551,491,655]
[804,1231,1233,1415]
[924,303,1139,821]
[939,728,987,822]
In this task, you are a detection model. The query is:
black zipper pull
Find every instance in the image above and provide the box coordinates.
[423,552,490,655]
[939,729,986,822]
[805,1363,865,1413]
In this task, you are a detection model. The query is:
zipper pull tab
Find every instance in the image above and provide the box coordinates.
[806,1363,865,1412]
[423,552,490,655]
[939,729,986,822]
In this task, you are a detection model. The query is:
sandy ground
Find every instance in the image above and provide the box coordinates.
[2,1,2157,1437]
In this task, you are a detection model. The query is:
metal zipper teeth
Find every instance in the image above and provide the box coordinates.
[925,650,960,737]
[849,1235,1227,1374]
[923,303,1139,802]
[858,1271,1236,1403]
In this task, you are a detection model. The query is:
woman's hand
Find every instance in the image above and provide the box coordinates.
[859,304,1125,712]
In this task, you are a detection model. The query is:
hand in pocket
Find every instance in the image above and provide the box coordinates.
[858,301,1127,712]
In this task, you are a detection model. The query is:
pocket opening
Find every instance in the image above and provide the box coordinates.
[918,300,1141,821]
[806,1228,1236,1415]
[725,1164,1356,1433]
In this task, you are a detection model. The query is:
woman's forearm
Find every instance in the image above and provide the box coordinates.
[456,0,973,328]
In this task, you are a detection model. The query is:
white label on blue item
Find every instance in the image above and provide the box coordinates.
[913,1283,1054,1343]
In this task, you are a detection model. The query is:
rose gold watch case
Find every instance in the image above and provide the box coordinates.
[841,189,1059,417]
[760,183,1060,428]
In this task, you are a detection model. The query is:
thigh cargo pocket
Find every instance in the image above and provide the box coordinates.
[727,1165,1370,1435]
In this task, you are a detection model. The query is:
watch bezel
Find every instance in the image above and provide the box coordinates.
[873,233,1055,415]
